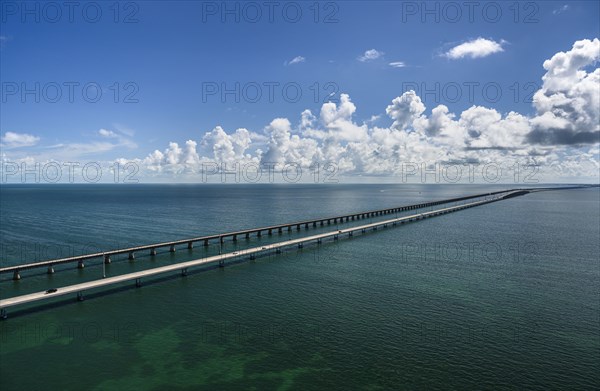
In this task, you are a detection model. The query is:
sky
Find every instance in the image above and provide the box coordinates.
[1,0,599,184]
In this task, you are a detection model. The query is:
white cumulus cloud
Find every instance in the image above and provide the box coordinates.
[98,129,117,138]
[284,56,305,66]
[389,61,406,68]
[444,38,505,59]
[1,132,40,148]
[358,49,384,62]
[529,38,600,145]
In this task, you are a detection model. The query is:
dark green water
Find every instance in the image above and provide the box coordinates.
[0,185,598,390]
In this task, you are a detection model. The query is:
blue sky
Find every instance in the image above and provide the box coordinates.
[1,1,599,183]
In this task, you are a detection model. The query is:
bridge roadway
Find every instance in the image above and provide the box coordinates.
[0,190,526,318]
[0,189,517,280]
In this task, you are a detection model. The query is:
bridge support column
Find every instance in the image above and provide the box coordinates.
[349,232,353,237]
[296,224,301,230]
[287,226,292,232]
[245,233,250,239]
[135,278,142,287]
[298,243,303,248]
[305,223,309,229]
[204,239,209,246]
[78,260,85,269]
[77,292,84,301]
[47,266,54,274]
[256,231,261,237]
[105,254,112,263]
[320,221,324,226]
[312,222,317,227]
[170,245,176,252]
[268,229,272,235]
[317,238,322,244]
[278,227,283,234]
[181,268,188,276]
[276,248,281,254]
[128,252,135,260]
[188,242,194,249]
[233,235,237,241]
[220,236,224,243]
[249,254,256,260]
[12,270,20,281]
[1,309,6,320]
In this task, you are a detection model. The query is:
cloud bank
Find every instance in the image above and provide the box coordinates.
[3,39,599,182]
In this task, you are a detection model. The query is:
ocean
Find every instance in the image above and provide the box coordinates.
[0,184,598,390]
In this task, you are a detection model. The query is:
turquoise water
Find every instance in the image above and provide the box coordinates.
[0,184,598,390]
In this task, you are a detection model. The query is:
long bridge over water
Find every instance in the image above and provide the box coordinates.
[0,189,518,280]
[0,186,594,318]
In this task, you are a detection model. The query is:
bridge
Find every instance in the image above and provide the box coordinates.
[0,189,532,318]
[0,189,518,280]
[1,185,596,319]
